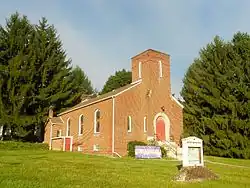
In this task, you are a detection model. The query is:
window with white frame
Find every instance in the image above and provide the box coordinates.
[139,61,142,78]
[56,130,61,137]
[127,116,132,132]
[159,60,163,78]
[143,116,147,132]
[94,109,101,133]
[93,144,100,151]
[78,146,83,152]
[79,115,84,135]
[66,118,71,136]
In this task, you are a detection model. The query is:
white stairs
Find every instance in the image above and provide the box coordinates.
[158,140,182,160]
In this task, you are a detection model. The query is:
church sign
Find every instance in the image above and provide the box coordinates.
[135,146,162,159]
[182,136,204,167]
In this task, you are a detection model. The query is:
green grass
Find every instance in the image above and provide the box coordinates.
[0,150,250,188]
[0,141,49,150]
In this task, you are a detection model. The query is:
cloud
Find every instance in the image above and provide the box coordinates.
[1,0,250,97]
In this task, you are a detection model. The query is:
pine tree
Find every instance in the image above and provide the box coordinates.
[28,18,94,140]
[0,12,36,139]
[181,33,250,159]
[0,13,94,141]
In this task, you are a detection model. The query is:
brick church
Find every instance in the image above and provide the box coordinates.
[43,49,183,157]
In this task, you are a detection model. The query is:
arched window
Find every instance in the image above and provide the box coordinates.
[79,115,84,135]
[94,109,100,133]
[127,116,132,132]
[159,60,163,78]
[66,118,71,136]
[143,116,147,132]
[56,130,61,137]
[138,61,142,78]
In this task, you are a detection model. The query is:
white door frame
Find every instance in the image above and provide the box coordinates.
[153,112,170,141]
[63,136,73,152]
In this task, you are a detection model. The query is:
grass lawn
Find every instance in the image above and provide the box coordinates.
[0,150,250,188]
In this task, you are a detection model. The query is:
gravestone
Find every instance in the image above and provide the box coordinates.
[182,136,204,167]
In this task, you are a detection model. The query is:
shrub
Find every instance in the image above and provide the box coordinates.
[0,141,49,151]
[127,140,147,157]
[160,146,167,158]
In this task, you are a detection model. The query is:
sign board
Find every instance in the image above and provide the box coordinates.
[135,146,162,159]
[182,136,204,167]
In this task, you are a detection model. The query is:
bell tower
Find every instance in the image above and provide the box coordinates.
[131,49,171,93]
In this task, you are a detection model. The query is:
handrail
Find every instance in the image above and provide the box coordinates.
[162,140,177,155]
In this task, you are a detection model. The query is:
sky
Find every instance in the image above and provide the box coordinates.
[1,1,250,98]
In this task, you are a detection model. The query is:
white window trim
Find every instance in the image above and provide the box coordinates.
[56,129,62,137]
[78,114,84,135]
[159,60,163,78]
[78,145,83,152]
[127,116,132,132]
[66,118,70,136]
[143,116,147,132]
[93,144,100,151]
[94,109,100,134]
[138,61,142,78]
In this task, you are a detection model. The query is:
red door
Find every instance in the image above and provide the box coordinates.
[156,117,166,141]
[65,138,71,151]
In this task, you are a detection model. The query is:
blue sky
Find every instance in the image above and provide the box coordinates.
[1,1,250,98]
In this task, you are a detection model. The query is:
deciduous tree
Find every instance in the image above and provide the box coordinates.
[101,69,131,94]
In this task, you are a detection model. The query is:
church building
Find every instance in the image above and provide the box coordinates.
[43,49,184,157]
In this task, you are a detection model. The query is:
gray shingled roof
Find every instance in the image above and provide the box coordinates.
[58,81,141,116]
[50,117,63,124]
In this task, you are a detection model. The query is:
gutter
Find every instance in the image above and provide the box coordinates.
[112,96,121,158]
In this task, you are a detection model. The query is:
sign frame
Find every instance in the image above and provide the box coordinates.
[181,136,204,167]
[135,145,162,159]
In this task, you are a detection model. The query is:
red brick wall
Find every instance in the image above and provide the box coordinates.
[114,50,183,156]
[59,99,113,154]
[51,138,63,151]
[44,49,183,157]
[44,121,51,144]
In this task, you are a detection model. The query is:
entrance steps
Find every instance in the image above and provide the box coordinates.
[158,140,182,160]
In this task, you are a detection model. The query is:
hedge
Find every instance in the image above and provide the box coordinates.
[127,141,147,157]
[0,141,49,151]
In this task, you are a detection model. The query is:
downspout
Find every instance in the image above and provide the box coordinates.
[49,122,52,150]
[112,96,121,158]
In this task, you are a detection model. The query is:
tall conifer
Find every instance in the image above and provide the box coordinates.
[181,33,250,159]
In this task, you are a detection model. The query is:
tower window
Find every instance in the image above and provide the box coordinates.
[159,60,163,78]
[139,61,142,78]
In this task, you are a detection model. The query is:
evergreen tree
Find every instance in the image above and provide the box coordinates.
[0,13,94,141]
[101,69,131,94]
[181,32,250,159]
[0,12,36,139]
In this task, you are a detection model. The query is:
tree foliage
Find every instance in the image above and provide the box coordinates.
[0,12,93,141]
[101,69,132,94]
[181,32,250,159]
